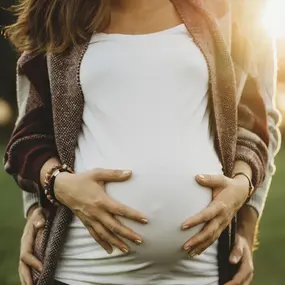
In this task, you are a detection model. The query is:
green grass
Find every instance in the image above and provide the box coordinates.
[0,147,284,285]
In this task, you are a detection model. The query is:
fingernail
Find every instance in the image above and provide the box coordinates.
[38,265,43,272]
[188,251,197,258]
[36,220,45,228]
[135,239,142,245]
[231,255,238,264]
[197,175,205,180]
[123,170,132,175]
[121,247,129,253]
[184,245,191,251]
[141,218,148,224]
[182,224,189,230]
[107,248,113,254]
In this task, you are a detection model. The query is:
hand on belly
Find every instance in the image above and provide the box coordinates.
[106,173,212,262]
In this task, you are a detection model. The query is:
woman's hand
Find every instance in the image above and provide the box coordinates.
[225,234,254,285]
[55,168,148,254]
[182,174,249,257]
[19,206,45,285]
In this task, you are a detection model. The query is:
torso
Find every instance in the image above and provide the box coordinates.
[55,23,221,285]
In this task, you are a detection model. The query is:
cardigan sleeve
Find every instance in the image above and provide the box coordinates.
[235,74,269,189]
[246,34,281,216]
[4,54,58,208]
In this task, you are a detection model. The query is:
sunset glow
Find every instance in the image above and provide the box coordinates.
[263,0,285,38]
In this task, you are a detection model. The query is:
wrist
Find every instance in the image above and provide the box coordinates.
[40,157,61,187]
[232,175,250,203]
[237,205,259,250]
[53,172,74,205]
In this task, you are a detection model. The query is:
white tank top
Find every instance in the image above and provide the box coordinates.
[55,24,221,285]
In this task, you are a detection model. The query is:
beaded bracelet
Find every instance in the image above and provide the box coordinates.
[44,164,74,204]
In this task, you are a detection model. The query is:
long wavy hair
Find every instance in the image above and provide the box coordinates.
[6,0,110,54]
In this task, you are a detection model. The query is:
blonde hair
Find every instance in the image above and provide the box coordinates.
[6,0,110,54]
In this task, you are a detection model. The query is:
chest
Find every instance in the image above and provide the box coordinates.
[81,27,209,106]
[46,0,239,175]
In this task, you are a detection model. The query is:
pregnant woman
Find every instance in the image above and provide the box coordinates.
[5,1,270,285]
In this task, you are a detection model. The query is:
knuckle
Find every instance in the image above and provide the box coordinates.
[207,228,216,240]
[108,223,119,234]
[19,252,26,262]
[97,230,105,239]
[110,170,120,178]
[212,232,219,243]
[94,198,104,207]
[219,201,228,215]
[115,206,126,216]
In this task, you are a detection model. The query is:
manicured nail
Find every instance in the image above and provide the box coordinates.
[231,255,238,264]
[135,239,142,245]
[123,170,132,175]
[188,251,197,258]
[141,218,148,224]
[182,224,189,230]
[121,247,129,253]
[184,245,191,251]
[36,220,45,228]
[107,248,113,254]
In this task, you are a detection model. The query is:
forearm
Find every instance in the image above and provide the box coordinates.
[237,205,259,250]
[233,160,252,180]
[23,157,61,217]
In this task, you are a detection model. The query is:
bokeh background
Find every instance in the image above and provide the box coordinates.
[0,0,285,284]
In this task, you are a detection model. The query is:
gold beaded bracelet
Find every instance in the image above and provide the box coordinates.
[44,164,74,204]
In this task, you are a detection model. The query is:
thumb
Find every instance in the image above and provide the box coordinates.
[195,174,227,189]
[230,236,244,264]
[92,168,132,182]
[33,210,46,229]
[35,218,46,229]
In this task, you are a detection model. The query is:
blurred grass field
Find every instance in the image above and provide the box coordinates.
[0,146,284,285]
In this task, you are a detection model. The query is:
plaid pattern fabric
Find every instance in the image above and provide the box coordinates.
[4,0,277,284]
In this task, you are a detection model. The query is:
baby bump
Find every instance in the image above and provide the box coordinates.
[105,172,215,262]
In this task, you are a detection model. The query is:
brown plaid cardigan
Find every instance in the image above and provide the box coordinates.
[4,0,271,284]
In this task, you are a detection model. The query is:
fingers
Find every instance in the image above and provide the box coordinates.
[35,218,45,229]
[20,212,44,272]
[100,214,143,245]
[92,168,132,182]
[86,226,113,254]
[91,221,130,253]
[20,252,43,273]
[105,198,148,224]
[184,218,223,256]
[230,235,244,264]
[225,239,254,285]
[225,266,254,285]
[19,261,33,285]
[182,200,222,230]
[196,174,228,188]
[32,208,46,229]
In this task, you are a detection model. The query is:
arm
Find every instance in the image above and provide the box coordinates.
[232,0,280,216]
[22,157,61,217]
[246,34,281,217]
[4,54,59,210]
